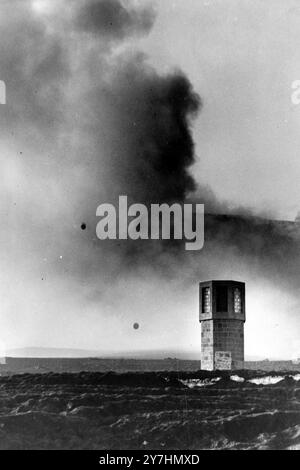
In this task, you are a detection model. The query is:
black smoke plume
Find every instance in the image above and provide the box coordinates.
[1,0,299,303]
[91,60,201,204]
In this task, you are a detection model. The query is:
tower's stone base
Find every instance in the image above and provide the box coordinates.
[201,319,244,371]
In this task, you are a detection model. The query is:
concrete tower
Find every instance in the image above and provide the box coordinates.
[199,280,246,370]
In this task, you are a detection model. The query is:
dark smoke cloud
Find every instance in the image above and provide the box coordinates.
[76,0,155,39]
[1,0,299,306]
[203,214,300,293]
[92,58,201,204]
[0,0,201,287]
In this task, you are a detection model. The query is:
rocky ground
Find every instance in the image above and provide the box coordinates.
[0,370,299,449]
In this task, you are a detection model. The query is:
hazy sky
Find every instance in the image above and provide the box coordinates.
[1,0,300,360]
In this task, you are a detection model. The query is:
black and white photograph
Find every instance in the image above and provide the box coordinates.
[0,0,300,455]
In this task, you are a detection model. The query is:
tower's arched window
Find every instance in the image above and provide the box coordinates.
[201,287,211,313]
[234,287,242,313]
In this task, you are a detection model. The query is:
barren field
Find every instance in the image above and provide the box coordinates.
[0,370,299,449]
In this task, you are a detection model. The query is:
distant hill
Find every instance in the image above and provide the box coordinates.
[6,347,101,358]
[5,347,198,359]
[5,347,269,361]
